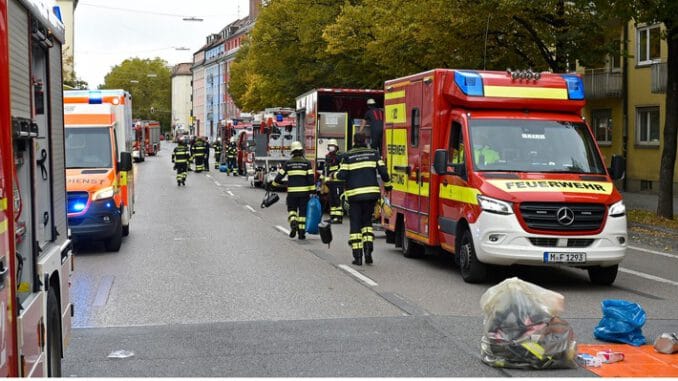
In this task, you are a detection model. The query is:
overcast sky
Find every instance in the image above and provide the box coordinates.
[74,0,251,88]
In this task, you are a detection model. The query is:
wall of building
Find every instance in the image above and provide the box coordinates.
[171,74,192,133]
[56,0,76,80]
[192,51,205,136]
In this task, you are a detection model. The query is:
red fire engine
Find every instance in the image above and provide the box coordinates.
[1,0,73,376]
[383,69,626,285]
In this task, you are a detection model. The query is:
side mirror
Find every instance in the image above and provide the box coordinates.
[433,149,449,175]
[609,155,625,180]
[119,152,133,172]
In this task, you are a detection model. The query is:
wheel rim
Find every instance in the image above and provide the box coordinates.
[401,225,408,253]
[460,239,472,274]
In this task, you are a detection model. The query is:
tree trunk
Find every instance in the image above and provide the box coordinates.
[657,25,678,219]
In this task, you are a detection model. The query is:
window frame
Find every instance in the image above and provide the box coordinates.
[636,24,662,66]
[591,109,613,146]
[410,107,420,147]
[635,106,661,146]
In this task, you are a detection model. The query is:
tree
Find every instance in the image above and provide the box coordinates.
[62,48,88,89]
[100,57,172,133]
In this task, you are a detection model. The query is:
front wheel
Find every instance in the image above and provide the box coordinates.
[399,222,422,258]
[458,229,488,283]
[46,290,62,377]
[105,222,123,252]
[588,265,618,285]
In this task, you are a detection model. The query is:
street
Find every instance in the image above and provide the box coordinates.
[63,142,678,377]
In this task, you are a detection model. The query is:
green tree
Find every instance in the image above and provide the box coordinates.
[100,57,172,133]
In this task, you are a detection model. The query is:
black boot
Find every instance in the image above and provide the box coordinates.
[364,242,373,264]
[352,249,362,266]
[298,231,306,240]
[289,221,298,238]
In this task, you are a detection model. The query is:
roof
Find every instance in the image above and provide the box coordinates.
[172,63,192,76]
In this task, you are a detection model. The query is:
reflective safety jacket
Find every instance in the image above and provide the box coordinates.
[226,143,237,158]
[191,141,207,158]
[273,155,314,196]
[172,145,190,163]
[214,143,223,158]
[335,146,391,201]
[324,152,342,182]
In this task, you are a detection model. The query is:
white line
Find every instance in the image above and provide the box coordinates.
[227,191,234,196]
[214,181,222,187]
[338,264,378,287]
[620,267,678,287]
[245,205,256,213]
[206,174,212,179]
[628,245,678,259]
[275,225,290,235]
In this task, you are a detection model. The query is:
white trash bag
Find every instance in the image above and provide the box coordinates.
[480,277,577,369]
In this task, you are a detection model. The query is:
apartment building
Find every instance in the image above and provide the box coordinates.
[171,63,192,136]
[582,20,675,194]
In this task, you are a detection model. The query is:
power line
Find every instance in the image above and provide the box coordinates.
[78,2,235,18]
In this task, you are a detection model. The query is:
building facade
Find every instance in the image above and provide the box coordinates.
[191,49,206,136]
[582,20,676,194]
[171,63,192,136]
[56,0,77,82]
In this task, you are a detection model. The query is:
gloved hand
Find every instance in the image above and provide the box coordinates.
[384,185,393,192]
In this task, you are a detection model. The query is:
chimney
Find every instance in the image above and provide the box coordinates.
[249,0,261,20]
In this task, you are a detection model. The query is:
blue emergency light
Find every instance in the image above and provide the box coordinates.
[454,71,484,96]
[561,74,585,100]
[70,202,86,213]
[276,114,283,122]
[88,90,103,104]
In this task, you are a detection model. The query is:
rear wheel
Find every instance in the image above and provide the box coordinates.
[46,290,62,377]
[588,265,618,285]
[399,222,422,258]
[105,222,123,252]
[458,229,488,283]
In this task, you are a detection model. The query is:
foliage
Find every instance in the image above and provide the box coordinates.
[100,57,172,132]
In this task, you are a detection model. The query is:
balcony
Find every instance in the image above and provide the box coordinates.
[651,62,667,94]
[583,69,622,99]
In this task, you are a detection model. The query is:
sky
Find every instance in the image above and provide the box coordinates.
[74,0,251,88]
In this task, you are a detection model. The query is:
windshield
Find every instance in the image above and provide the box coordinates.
[468,119,606,174]
[65,127,113,169]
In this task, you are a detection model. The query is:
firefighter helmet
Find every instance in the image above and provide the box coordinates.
[367,98,376,105]
[290,141,303,153]
[230,136,237,143]
[327,139,338,148]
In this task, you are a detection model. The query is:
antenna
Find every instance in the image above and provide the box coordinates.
[483,15,490,70]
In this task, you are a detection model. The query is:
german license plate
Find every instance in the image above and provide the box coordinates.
[543,252,587,263]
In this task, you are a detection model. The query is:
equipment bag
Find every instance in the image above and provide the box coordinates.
[305,195,321,234]
[219,164,229,172]
[594,299,647,346]
[260,189,280,208]
[318,220,332,247]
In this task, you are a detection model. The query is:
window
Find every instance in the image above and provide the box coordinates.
[637,24,661,65]
[410,108,420,147]
[591,109,612,144]
[636,106,660,145]
[448,122,464,164]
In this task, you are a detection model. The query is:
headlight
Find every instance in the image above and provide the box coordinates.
[477,195,514,215]
[609,200,626,217]
[92,186,115,201]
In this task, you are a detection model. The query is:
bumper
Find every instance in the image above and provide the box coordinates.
[68,199,122,241]
[470,211,627,267]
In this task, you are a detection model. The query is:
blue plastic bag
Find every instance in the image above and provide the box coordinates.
[305,195,321,234]
[593,299,647,346]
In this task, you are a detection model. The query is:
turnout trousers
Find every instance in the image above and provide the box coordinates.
[327,182,344,221]
[175,163,187,184]
[348,198,377,261]
[287,195,309,237]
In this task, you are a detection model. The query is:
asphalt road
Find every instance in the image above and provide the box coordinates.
[63,142,678,377]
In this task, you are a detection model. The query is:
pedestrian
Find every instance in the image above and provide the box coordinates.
[359,98,384,154]
[334,132,392,266]
[271,141,314,240]
[172,137,190,186]
[204,137,211,171]
[213,138,223,169]
[226,137,238,176]
[191,136,207,172]
[324,139,344,224]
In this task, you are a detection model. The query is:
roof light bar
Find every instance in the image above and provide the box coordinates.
[454,71,484,96]
[561,74,585,100]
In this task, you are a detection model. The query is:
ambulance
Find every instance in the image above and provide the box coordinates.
[382,69,627,285]
[64,99,134,251]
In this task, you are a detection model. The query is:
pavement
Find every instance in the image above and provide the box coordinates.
[622,191,678,215]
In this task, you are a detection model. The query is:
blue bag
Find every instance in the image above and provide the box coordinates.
[593,299,647,346]
[305,195,321,234]
[219,164,228,172]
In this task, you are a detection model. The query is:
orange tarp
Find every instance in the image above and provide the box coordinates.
[578,344,678,377]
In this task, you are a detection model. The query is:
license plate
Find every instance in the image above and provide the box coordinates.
[543,252,587,263]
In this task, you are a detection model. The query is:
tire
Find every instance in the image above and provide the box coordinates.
[458,229,488,283]
[47,290,62,377]
[105,222,123,252]
[122,224,129,237]
[588,265,618,285]
[385,230,396,244]
[399,222,422,258]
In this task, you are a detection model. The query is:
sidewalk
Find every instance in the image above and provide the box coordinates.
[622,191,678,215]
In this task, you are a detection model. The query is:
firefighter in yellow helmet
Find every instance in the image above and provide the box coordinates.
[334,132,391,265]
[324,138,344,223]
[272,141,314,240]
[226,136,238,176]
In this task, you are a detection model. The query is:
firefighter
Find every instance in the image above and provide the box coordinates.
[191,136,207,172]
[172,138,190,186]
[226,137,238,176]
[213,138,223,169]
[324,138,344,224]
[359,98,384,154]
[272,141,314,240]
[334,132,392,266]
[203,137,211,171]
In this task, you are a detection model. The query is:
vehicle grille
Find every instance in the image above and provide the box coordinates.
[519,203,605,232]
[67,191,89,214]
[528,238,594,247]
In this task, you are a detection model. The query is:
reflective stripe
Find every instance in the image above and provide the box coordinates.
[278,169,286,175]
[377,160,385,166]
[0,197,6,211]
[0,219,7,234]
[349,233,362,241]
[342,161,377,170]
[438,184,480,205]
[119,171,128,186]
[382,181,392,187]
[287,185,315,192]
[344,186,380,197]
[361,227,373,234]
[307,169,315,175]
[287,170,308,176]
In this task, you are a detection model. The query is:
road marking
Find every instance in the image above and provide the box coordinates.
[93,275,114,307]
[245,205,256,213]
[214,181,222,187]
[173,237,185,241]
[275,225,290,235]
[206,174,212,179]
[339,264,378,287]
[620,267,678,287]
[227,191,234,196]
[628,245,677,259]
